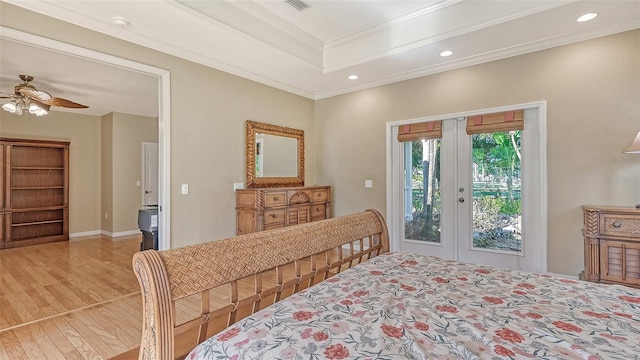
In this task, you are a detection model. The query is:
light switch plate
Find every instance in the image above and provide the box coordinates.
[181,183,189,195]
[365,180,373,188]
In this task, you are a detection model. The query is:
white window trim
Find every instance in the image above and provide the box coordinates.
[385,101,547,272]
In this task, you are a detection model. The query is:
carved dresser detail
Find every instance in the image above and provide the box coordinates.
[236,186,331,235]
[581,205,640,288]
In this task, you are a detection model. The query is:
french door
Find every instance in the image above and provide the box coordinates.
[388,105,546,273]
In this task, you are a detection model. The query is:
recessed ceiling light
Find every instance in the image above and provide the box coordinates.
[112,16,130,27]
[440,50,454,57]
[577,13,598,22]
[348,75,359,80]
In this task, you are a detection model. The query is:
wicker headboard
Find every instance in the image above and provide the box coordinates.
[132,209,389,360]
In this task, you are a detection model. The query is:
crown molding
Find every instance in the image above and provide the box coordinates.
[3,0,638,102]
[322,0,575,72]
[2,0,318,99]
[315,18,640,100]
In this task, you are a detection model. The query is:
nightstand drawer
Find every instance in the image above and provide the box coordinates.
[264,192,287,207]
[600,213,640,238]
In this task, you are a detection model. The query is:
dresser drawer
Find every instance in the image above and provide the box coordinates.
[311,190,329,203]
[264,209,285,225]
[310,204,326,220]
[264,192,287,207]
[264,223,285,231]
[600,213,640,238]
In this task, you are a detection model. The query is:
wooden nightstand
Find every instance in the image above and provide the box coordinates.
[581,205,640,288]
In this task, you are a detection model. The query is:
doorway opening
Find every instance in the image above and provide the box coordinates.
[1,26,171,250]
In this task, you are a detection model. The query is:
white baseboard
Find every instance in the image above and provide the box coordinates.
[546,272,579,280]
[69,230,102,238]
[69,229,140,239]
[102,229,141,238]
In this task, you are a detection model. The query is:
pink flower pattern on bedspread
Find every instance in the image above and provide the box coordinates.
[188,252,640,359]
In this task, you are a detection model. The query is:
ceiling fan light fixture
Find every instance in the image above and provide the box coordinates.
[28,102,49,116]
[2,100,23,116]
[2,101,18,113]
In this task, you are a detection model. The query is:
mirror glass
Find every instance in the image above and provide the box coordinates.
[256,133,298,177]
[246,120,304,188]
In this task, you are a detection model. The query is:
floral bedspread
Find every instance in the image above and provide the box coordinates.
[188,252,640,359]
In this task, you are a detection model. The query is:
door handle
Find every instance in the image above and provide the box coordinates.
[145,191,151,194]
[458,197,465,203]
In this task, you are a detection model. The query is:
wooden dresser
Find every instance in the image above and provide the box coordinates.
[236,186,331,235]
[581,205,640,288]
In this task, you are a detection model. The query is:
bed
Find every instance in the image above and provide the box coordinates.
[133,209,640,360]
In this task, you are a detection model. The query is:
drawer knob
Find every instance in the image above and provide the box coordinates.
[612,221,622,228]
[273,197,279,201]
[272,214,278,218]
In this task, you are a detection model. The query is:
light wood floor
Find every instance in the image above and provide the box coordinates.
[0,235,349,359]
[0,235,143,359]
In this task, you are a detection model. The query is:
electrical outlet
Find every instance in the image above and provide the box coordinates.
[365,180,373,188]
[233,183,245,191]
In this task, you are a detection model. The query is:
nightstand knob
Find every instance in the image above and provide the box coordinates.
[613,221,622,228]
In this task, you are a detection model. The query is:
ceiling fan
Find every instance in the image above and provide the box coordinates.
[1,75,88,116]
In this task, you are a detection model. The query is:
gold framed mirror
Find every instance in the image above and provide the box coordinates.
[246,120,304,188]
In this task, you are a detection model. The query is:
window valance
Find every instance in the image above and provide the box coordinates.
[466,110,524,135]
[397,121,442,142]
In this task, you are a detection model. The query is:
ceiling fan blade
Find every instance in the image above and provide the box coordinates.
[0,92,18,99]
[18,88,52,102]
[45,97,89,109]
[19,88,88,108]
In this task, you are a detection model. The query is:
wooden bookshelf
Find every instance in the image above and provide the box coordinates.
[1,138,69,249]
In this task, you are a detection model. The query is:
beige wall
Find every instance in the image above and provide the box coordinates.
[0,3,316,248]
[0,111,102,234]
[315,29,640,276]
[110,112,158,233]
[101,112,158,234]
[101,113,114,232]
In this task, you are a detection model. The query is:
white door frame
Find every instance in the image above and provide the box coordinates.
[142,142,159,206]
[386,101,547,273]
[2,27,172,251]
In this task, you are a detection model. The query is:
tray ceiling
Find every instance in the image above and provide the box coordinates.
[1,0,639,117]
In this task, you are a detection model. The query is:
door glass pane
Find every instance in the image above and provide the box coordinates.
[404,139,441,242]
[471,131,522,253]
